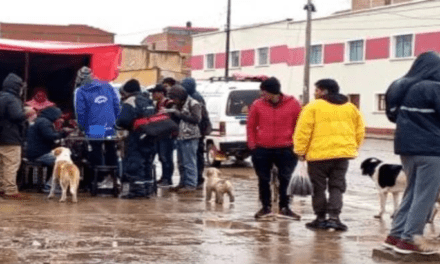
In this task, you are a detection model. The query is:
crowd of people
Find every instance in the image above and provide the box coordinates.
[1,51,440,255]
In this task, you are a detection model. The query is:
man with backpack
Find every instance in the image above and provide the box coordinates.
[181,77,211,190]
[117,79,156,199]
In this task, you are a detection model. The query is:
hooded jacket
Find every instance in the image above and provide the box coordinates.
[181,78,205,105]
[74,80,120,138]
[26,107,64,160]
[0,73,26,145]
[294,94,365,161]
[247,94,302,149]
[385,51,440,156]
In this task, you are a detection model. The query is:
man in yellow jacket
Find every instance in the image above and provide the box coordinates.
[294,79,365,231]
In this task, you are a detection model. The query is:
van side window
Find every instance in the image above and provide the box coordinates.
[226,90,261,116]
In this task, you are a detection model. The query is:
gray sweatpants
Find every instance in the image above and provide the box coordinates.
[390,155,440,242]
[308,158,349,219]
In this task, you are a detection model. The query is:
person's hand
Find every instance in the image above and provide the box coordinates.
[161,108,178,114]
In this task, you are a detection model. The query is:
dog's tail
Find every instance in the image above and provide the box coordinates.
[414,235,440,252]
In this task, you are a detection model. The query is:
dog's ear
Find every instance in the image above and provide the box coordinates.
[52,147,63,157]
[215,168,221,176]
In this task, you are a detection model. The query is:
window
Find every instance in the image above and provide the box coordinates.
[206,54,214,69]
[395,34,413,58]
[377,94,386,111]
[310,45,322,65]
[257,47,269,66]
[230,51,240,67]
[349,40,364,62]
[226,90,261,116]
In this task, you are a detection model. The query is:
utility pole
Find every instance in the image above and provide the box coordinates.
[302,0,316,105]
[225,0,231,81]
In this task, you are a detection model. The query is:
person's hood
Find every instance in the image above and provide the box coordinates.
[320,94,349,105]
[385,51,440,123]
[39,107,62,122]
[181,78,196,95]
[2,73,23,97]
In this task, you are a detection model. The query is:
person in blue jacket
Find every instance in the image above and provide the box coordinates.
[73,66,120,185]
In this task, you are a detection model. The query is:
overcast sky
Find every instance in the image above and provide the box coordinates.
[0,0,351,44]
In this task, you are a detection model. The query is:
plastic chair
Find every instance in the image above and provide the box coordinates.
[22,158,48,192]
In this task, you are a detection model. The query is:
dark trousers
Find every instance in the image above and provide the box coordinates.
[197,137,205,186]
[252,147,298,209]
[156,137,175,183]
[87,140,118,184]
[307,158,349,218]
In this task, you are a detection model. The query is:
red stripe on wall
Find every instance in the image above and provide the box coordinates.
[270,45,289,64]
[366,37,390,60]
[190,55,204,70]
[324,43,344,64]
[287,47,304,66]
[415,32,440,56]
[241,49,255,67]
[215,53,226,69]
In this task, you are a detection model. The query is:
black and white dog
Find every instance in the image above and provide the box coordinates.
[360,158,407,219]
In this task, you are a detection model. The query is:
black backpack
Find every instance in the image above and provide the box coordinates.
[200,104,212,136]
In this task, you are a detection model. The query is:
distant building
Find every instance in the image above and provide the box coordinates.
[141,22,218,75]
[352,0,413,11]
[0,22,114,43]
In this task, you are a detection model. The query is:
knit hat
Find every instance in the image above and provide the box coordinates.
[167,84,188,101]
[75,66,93,88]
[260,77,281,95]
[122,79,141,94]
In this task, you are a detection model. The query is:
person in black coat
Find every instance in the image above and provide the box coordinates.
[116,79,156,199]
[0,73,30,199]
[26,106,67,166]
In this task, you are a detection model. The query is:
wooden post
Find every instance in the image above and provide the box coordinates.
[224,0,231,81]
[302,0,315,105]
[23,52,30,101]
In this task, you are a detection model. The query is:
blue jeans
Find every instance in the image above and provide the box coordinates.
[390,155,440,242]
[177,139,199,188]
[157,137,175,183]
[35,153,56,166]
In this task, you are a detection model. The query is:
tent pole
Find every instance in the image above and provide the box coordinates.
[24,52,29,101]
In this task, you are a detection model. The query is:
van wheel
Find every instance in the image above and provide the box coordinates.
[207,143,221,167]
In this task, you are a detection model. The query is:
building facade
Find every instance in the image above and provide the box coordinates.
[352,0,413,11]
[0,22,114,43]
[191,0,440,134]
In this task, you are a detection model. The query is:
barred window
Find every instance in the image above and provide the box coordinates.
[206,54,214,69]
[230,51,240,67]
[377,94,386,111]
[310,45,322,65]
[395,35,413,58]
[257,47,269,65]
[349,40,364,62]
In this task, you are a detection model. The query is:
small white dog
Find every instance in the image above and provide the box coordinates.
[205,168,235,204]
[48,147,80,203]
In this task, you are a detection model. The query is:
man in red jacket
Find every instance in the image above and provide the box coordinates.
[247,77,302,219]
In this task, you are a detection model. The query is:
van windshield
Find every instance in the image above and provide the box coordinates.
[226,90,261,116]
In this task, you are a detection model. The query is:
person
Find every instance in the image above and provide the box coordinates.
[181,77,207,190]
[116,79,156,199]
[73,66,120,185]
[247,77,302,220]
[0,73,32,200]
[294,79,365,231]
[164,85,201,193]
[149,84,175,187]
[382,51,440,254]
[25,87,55,115]
[162,77,177,92]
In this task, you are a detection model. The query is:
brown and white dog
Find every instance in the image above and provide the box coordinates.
[205,168,235,204]
[48,147,80,203]
[360,158,407,219]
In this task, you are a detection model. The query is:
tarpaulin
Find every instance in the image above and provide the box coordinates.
[0,39,121,81]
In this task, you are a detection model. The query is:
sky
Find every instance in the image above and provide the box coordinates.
[0,0,351,45]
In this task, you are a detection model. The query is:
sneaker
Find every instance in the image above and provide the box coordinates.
[2,193,30,200]
[158,180,173,187]
[383,235,401,250]
[254,207,274,219]
[169,185,183,192]
[177,186,197,194]
[305,218,328,230]
[98,176,113,189]
[278,207,301,220]
[394,240,438,255]
[326,217,348,231]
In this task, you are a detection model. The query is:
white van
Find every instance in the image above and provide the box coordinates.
[196,79,262,166]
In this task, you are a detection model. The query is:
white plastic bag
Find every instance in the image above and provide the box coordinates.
[287,161,313,197]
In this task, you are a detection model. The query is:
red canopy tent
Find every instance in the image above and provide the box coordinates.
[0,39,122,108]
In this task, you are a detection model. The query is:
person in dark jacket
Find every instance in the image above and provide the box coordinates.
[26,106,67,165]
[0,73,30,200]
[247,77,302,220]
[117,79,156,199]
[181,77,206,189]
[382,51,440,254]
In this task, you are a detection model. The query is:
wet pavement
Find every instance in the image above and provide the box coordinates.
[1,138,439,264]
